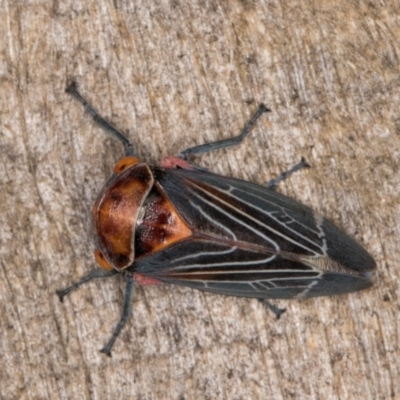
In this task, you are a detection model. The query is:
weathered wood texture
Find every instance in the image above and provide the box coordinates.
[1,0,398,399]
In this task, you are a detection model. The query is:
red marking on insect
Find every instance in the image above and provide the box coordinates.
[133,273,163,286]
[161,156,197,170]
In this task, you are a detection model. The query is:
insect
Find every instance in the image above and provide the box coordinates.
[57,82,376,356]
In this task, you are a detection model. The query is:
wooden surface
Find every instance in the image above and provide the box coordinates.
[1,1,399,399]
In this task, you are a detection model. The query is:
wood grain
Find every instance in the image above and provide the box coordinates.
[1,0,398,399]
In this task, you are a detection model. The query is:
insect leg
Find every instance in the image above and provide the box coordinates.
[266,157,310,191]
[178,104,271,158]
[259,299,286,319]
[66,82,136,157]
[100,274,134,357]
[56,269,118,302]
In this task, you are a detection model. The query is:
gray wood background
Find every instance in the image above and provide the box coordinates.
[1,1,398,399]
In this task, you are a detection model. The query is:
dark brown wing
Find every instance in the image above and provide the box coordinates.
[132,167,375,299]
